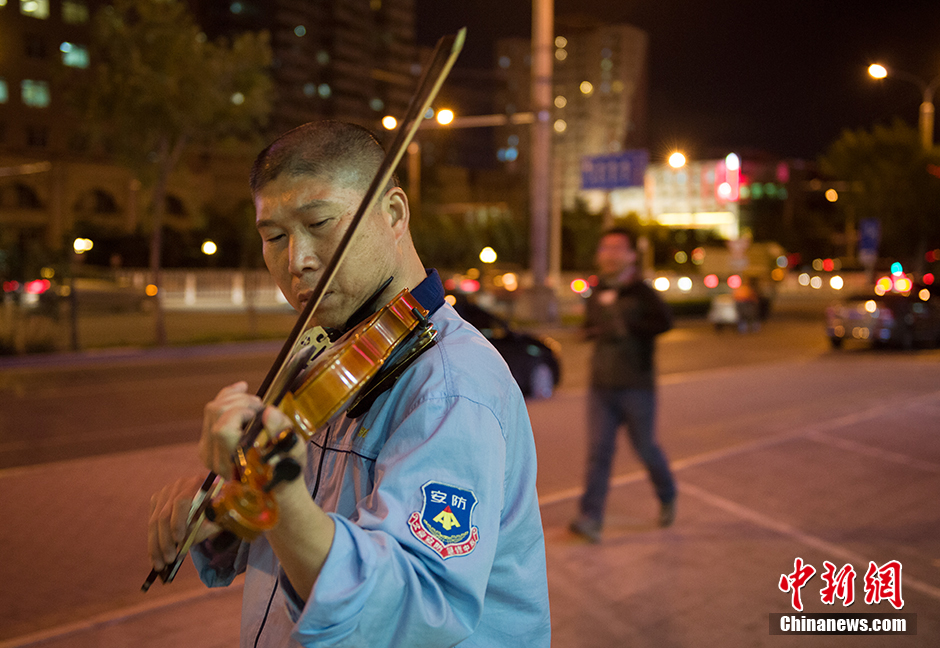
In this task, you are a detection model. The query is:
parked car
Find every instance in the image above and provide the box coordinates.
[449,294,562,399]
[825,286,940,350]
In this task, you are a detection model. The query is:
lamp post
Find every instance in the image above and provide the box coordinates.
[868,63,940,150]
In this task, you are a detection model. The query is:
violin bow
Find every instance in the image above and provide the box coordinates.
[143,27,466,591]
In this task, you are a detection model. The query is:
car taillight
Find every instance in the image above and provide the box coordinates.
[25,279,51,295]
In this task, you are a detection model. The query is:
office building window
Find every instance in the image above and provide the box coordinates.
[15,182,43,207]
[25,34,46,58]
[20,0,49,19]
[68,132,89,152]
[60,42,89,68]
[26,125,48,148]
[62,0,88,23]
[21,80,51,107]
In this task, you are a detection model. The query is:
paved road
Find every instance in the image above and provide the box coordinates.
[3,306,940,646]
[0,303,828,470]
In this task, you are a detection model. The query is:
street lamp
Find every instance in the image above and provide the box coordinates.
[435,108,454,126]
[868,63,940,150]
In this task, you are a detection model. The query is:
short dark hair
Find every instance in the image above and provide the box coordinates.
[249,120,400,196]
[600,227,635,247]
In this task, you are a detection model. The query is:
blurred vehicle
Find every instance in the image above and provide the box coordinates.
[825,286,940,350]
[708,277,773,333]
[43,277,156,313]
[707,293,739,331]
[449,294,561,399]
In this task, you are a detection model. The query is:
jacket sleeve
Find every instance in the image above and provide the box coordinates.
[190,526,249,588]
[283,393,507,647]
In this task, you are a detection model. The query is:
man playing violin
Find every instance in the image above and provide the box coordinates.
[147,120,551,647]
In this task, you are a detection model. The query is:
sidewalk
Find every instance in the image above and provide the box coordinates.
[6,376,940,647]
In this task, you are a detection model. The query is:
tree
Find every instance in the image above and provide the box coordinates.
[819,119,940,271]
[69,0,272,345]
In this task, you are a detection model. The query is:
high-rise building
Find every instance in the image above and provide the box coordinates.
[0,0,97,156]
[495,18,649,211]
[0,0,418,264]
[192,0,418,138]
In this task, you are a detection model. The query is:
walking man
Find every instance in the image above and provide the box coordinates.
[570,228,677,543]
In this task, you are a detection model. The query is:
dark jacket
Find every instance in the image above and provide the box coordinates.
[584,277,673,390]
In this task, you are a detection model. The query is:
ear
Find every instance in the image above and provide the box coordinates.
[383,187,411,242]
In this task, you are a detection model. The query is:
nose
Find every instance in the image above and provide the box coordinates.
[288,234,320,277]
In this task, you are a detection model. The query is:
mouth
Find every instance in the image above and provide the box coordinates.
[297,290,331,310]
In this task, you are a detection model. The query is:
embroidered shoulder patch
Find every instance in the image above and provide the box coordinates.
[408,481,479,559]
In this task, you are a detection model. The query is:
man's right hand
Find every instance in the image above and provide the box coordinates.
[147,475,222,571]
[148,381,265,571]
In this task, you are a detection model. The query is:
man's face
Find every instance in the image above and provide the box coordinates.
[595,233,637,278]
[255,172,399,330]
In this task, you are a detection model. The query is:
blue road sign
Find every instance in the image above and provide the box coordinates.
[858,218,881,254]
[581,149,649,190]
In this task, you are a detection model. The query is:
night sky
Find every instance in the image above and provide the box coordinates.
[414,0,940,161]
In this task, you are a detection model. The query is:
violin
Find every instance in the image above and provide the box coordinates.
[206,288,437,541]
[142,27,465,592]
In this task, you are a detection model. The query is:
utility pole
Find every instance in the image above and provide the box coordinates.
[529,0,556,322]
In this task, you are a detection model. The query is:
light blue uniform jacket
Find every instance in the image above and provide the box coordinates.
[193,291,551,647]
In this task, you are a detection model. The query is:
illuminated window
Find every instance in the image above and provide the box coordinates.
[0,79,7,103]
[60,42,89,68]
[62,0,88,23]
[555,49,567,61]
[317,83,331,98]
[579,81,593,95]
[20,0,49,18]
[554,95,567,108]
[21,80,50,107]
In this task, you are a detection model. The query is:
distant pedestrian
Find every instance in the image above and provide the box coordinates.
[570,228,677,543]
[733,276,761,333]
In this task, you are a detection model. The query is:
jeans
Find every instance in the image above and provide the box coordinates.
[579,387,676,523]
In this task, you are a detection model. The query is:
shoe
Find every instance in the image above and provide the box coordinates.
[659,500,676,528]
[569,517,602,543]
